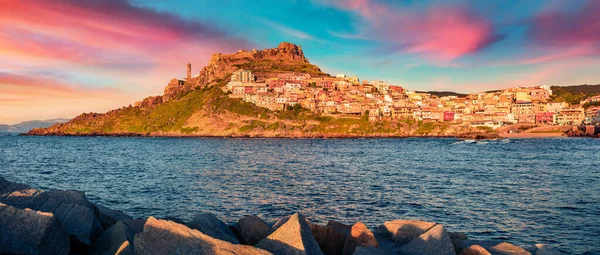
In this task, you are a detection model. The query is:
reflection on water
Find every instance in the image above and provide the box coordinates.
[0,135,599,254]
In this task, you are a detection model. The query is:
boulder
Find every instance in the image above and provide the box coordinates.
[449,232,468,240]
[0,202,70,255]
[96,204,133,230]
[115,241,134,255]
[271,215,292,231]
[134,217,271,255]
[353,246,391,255]
[1,187,40,207]
[56,202,103,245]
[256,213,323,255]
[237,215,270,245]
[376,219,436,244]
[459,245,492,255]
[327,220,352,237]
[123,218,147,234]
[488,242,531,255]
[525,244,561,255]
[0,178,103,246]
[342,222,378,255]
[455,240,504,251]
[309,221,351,255]
[89,221,135,255]
[398,224,456,255]
[187,212,240,244]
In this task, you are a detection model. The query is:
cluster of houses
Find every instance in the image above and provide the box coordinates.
[224,69,600,128]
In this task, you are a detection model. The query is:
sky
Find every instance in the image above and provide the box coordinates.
[1,0,599,124]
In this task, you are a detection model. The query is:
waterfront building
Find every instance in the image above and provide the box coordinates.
[556,107,585,125]
[536,112,555,124]
[511,102,535,123]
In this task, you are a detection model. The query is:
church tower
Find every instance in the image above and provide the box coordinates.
[186,62,191,80]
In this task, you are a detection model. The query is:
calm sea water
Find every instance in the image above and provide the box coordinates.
[0,133,598,254]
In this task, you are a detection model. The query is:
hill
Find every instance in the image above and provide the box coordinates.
[26,42,494,138]
[0,118,70,133]
[550,84,600,104]
[416,91,468,98]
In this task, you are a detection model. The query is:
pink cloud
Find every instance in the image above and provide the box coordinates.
[321,0,500,63]
[0,0,254,123]
[527,1,600,52]
[0,0,252,69]
[0,72,133,123]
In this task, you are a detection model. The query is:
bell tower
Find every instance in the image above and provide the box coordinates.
[186,62,191,80]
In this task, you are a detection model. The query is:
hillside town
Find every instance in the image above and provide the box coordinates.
[219,69,600,128]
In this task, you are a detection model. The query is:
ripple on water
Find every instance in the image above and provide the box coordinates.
[1,136,599,254]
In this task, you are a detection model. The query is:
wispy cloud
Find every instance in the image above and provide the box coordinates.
[316,0,502,64]
[0,0,255,123]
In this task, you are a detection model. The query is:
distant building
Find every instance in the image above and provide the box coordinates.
[336,74,346,79]
[556,107,585,125]
[511,102,535,123]
[535,112,555,124]
[231,69,255,83]
[531,87,550,101]
[443,111,455,122]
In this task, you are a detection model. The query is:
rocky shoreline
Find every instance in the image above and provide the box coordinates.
[0,176,560,255]
[21,131,501,140]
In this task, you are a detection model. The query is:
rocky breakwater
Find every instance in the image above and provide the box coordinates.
[1,176,560,255]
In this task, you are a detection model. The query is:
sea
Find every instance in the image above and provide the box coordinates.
[0,132,598,254]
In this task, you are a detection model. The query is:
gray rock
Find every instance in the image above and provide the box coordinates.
[342,222,378,255]
[22,191,50,211]
[372,232,403,255]
[187,212,240,244]
[457,241,531,255]
[123,218,147,234]
[352,246,389,255]
[309,221,350,255]
[488,242,531,255]
[0,182,26,201]
[1,187,40,207]
[0,178,103,246]
[96,204,133,230]
[0,202,70,255]
[90,221,135,255]
[115,241,134,255]
[525,244,561,255]
[238,215,270,245]
[271,215,293,231]
[459,245,492,255]
[256,213,323,255]
[399,224,456,255]
[59,203,103,245]
[376,219,436,245]
[134,216,271,255]
[449,231,468,240]
[455,240,504,251]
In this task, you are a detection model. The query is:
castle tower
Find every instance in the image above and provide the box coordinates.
[186,62,191,80]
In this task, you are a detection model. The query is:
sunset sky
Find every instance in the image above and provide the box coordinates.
[1,0,599,124]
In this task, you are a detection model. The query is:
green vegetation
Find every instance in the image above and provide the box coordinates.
[583,101,600,109]
[233,60,324,76]
[550,85,600,104]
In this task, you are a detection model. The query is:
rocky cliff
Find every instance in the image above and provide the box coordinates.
[162,42,325,102]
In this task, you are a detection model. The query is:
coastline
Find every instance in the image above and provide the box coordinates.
[498,132,566,139]
[20,132,500,140]
[0,176,559,255]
